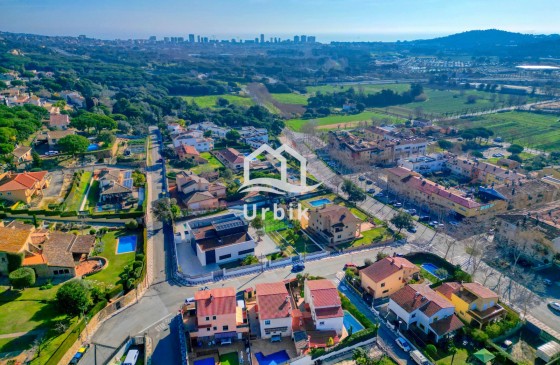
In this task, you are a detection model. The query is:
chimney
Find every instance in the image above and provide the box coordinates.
[209,294,213,302]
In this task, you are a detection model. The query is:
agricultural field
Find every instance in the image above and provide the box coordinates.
[306,83,411,95]
[270,93,308,105]
[448,111,560,151]
[182,94,254,108]
[286,110,406,131]
[379,88,541,118]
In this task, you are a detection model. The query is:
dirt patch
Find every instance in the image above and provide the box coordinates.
[246,83,305,118]
[317,121,364,130]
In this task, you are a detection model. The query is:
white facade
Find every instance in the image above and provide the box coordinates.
[196,239,256,266]
[172,135,214,152]
[388,298,455,338]
[259,317,293,339]
[304,282,344,336]
[400,154,447,173]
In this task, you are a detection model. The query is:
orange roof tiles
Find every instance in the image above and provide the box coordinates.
[195,287,236,317]
[256,282,292,320]
[360,257,418,283]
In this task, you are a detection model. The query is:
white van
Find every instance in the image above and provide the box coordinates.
[123,349,139,365]
[410,350,431,365]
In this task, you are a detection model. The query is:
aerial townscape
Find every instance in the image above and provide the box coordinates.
[1,2,560,365]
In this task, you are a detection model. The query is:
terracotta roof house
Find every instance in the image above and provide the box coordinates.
[189,287,241,343]
[49,113,71,129]
[304,279,344,335]
[436,282,505,328]
[176,144,208,163]
[256,282,293,339]
[388,284,463,342]
[307,205,361,245]
[0,224,95,279]
[176,171,226,211]
[214,148,245,170]
[360,256,420,299]
[0,171,48,203]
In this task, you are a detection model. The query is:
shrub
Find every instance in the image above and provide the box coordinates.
[135,253,145,262]
[425,344,437,358]
[56,280,92,315]
[125,220,139,230]
[472,328,489,343]
[6,252,23,272]
[89,229,96,235]
[9,267,36,289]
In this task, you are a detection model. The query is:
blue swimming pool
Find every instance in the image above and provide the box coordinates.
[422,263,447,279]
[255,350,290,365]
[193,358,215,365]
[117,235,137,254]
[343,310,365,334]
[87,144,99,151]
[309,198,332,207]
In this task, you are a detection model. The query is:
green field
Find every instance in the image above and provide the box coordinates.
[86,230,139,286]
[306,83,411,95]
[286,111,406,131]
[270,93,308,105]
[381,88,541,118]
[191,152,224,174]
[183,94,254,108]
[63,171,92,212]
[448,111,560,151]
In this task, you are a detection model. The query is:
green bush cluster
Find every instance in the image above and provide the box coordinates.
[9,267,36,289]
[339,293,375,329]
[120,260,144,290]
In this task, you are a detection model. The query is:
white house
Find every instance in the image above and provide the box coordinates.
[400,153,448,174]
[304,279,344,335]
[388,284,463,343]
[256,282,293,339]
[172,132,214,152]
[177,212,256,266]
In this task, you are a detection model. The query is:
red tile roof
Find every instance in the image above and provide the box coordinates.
[194,287,236,317]
[306,280,342,313]
[49,113,70,127]
[256,282,292,320]
[435,282,462,300]
[462,282,498,299]
[360,257,418,283]
[390,284,453,315]
[429,314,464,336]
[216,148,244,164]
[0,171,48,192]
[315,307,343,319]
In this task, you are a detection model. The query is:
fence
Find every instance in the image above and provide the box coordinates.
[175,314,189,365]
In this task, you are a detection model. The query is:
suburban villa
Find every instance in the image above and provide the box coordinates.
[98,168,134,204]
[389,284,464,343]
[307,205,361,245]
[0,171,48,203]
[436,282,505,328]
[214,148,245,171]
[304,279,344,336]
[176,171,226,211]
[255,282,293,340]
[359,256,420,300]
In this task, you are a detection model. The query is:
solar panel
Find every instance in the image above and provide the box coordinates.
[123,179,133,189]
[124,171,132,179]
[213,219,244,232]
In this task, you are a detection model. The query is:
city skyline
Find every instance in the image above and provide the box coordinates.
[0,0,559,42]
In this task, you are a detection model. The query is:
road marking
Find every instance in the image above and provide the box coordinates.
[138,313,175,334]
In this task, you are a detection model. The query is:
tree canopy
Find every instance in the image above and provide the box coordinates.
[57,134,90,155]
[56,280,92,316]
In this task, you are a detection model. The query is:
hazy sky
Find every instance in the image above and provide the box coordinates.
[0,0,558,42]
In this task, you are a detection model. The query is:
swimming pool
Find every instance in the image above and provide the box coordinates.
[309,198,332,207]
[343,310,365,334]
[117,235,137,254]
[193,358,215,365]
[254,350,290,365]
[87,144,99,151]
[421,263,447,279]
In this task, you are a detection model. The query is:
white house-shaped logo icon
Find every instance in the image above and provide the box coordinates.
[238,143,321,195]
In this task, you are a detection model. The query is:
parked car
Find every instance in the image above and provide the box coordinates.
[291,263,305,273]
[429,221,439,227]
[367,189,375,194]
[157,158,163,163]
[375,192,385,197]
[344,263,357,269]
[449,221,459,227]
[548,302,560,312]
[395,337,411,352]
[407,226,417,233]
[544,279,552,286]
[406,209,417,215]
[394,202,402,207]
[358,175,366,181]
[419,215,430,222]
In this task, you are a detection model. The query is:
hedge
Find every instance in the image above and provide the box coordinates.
[42,299,107,365]
[339,293,375,329]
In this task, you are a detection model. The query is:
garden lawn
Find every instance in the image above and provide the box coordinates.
[85,180,100,211]
[446,111,560,151]
[85,230,139,286]
[306,83,411,95]
[64,171,92,212]
[191,152,224,174]
[286,111,405,131]
[263,210,289,232]
[271,93,308,105]
[0,285,65,336]
[219,352,240,365]
[436,348,470,365]
[183,95,254,108]
[0,335,36,353]
[337,227,390,249]
[278,230,322,254]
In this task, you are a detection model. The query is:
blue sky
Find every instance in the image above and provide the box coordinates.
[0,0,558,42]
